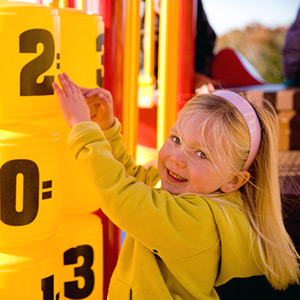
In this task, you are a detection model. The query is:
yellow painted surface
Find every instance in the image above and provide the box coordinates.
[123,0,140,158]
[138,0,156,108]
[157,0,180,149]
[55,214,103,300]
[0,2,60,123]
[59,7,104,88]
[0,240,61,300]
[32,114,103,214]
[0,122,60,247]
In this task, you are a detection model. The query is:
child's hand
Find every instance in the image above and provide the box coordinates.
[53,73,91,128]
[194,72,219,94]
[80,87,114,130]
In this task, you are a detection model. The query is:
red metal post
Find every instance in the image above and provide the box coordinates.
[98,0,125,123]
[178,0,197,110]
[66,0,75,8]
[97,0,126,298]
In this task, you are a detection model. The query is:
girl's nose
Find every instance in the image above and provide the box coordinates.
[170,149,187,168]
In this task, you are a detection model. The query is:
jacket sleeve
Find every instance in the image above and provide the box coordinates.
[68,121,219,260]
[102,118,160,186]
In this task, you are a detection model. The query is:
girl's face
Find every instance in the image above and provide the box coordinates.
[158,112,233,195]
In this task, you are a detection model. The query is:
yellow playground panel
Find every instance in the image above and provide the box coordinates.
[0,1,105,299]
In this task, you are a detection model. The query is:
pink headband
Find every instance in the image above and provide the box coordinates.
[213,90,261,170]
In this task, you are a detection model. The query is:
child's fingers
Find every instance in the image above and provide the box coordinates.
[57,74,72,96]
[85,88,112,100]
[52,81,63,95]
[79,87,89,96]
[59,73,81,98]
[98,93,111,106]
[94,92,112,108]
[74,83,83,95]
[79,87,113,110]
[79,87,88,92]
[52,81,68,107]
[84,88,101,98]
[98,88,112,101]
[61,73,78,95]
[79,87,94,92]
[52,81,68,109]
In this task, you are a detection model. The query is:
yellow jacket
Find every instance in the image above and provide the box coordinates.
[68,119,263,300]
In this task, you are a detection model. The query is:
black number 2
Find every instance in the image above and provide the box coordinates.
[19,29,55,96]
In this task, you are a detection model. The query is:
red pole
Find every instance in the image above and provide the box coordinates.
[97,1,126,298]
[66,0,76,8]
[99,0,125,123]
[178,0,197,110]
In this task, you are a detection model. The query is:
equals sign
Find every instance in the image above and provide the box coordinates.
[42,180,52,200]
[56,53,60,70]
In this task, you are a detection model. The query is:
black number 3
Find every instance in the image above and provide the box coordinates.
[64,245,95,299]
[19,29,55,96]
[96,33,104,87]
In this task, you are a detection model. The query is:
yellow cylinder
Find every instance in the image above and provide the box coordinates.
[31,114,102,214]
[0,123,60,247]
[55,213,103,300]
[0,2,60,123]
[157,0,180,149]
[123,0,140,158]
[59,8,104,88]
[0,239,61,300]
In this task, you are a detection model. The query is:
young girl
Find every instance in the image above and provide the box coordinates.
[53,73,299,299]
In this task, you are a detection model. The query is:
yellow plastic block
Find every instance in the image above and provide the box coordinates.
[58,7,104,88]
[55,214,103,300]
[32,114,103,214]
[0,2,60,123]
[0,122,60,247]
[0,239,61,300]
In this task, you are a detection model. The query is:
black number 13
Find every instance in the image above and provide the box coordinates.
[19,29,55,96]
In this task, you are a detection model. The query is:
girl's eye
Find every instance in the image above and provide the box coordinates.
[195,150,207,159]
[171,135,181,144]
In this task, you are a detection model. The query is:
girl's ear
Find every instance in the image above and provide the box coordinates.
[220,171,250,193]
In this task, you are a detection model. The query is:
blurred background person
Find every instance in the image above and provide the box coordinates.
[283,7,300,87]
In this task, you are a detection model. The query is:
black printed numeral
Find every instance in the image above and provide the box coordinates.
[42,275,60,300]
[64,245,95,299]
[0,159,39,226]
[96,33,104,87]
[20,29,55,96]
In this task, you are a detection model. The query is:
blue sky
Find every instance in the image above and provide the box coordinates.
[202,0,300,36]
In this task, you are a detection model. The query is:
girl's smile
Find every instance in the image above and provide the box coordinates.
[166,168,188,182]
[167,170,187,182]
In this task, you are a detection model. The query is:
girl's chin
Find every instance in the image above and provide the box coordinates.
[161,182,184,195]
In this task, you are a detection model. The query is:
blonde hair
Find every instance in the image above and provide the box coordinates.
[179,93,300,290]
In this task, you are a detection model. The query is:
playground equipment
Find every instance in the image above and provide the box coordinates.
[0,1,104,299]
[1,0,299,299]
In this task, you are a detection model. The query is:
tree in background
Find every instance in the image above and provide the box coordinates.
[216,24,287,83]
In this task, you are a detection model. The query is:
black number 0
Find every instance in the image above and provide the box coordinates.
[0,159,39,226]
[19,29,55,96]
